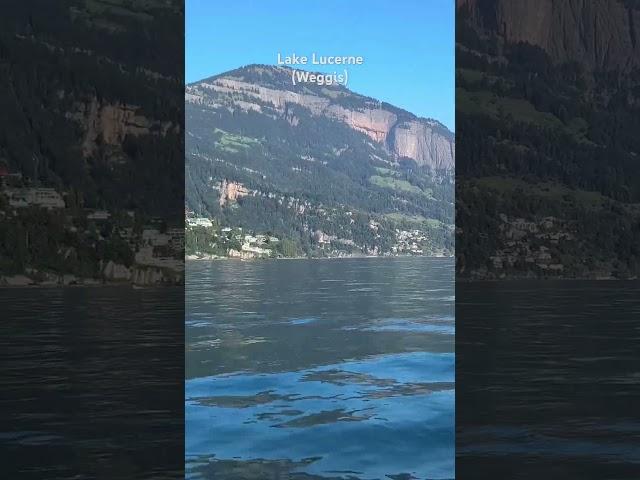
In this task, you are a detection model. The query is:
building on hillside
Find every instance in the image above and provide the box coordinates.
[4,187,65,209]
[167,228,185,253]
[87,210,111,221]
[142,229,170,247]
[241,244,271,256]
[187,217,213,228]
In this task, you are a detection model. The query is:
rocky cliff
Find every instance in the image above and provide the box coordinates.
[186,66,454,170]
[67,98,150,157]
[390,120,455,170]
[459,0,640,71]
[218,179,250,206]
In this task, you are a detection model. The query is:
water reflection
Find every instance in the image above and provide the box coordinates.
[186,258,455,480]
[0,287,184,479]
[457,281,640,479]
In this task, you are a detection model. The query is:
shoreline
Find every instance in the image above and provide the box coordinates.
[185,254,454,262]
[458,275,640,283]
[0,282,183,289]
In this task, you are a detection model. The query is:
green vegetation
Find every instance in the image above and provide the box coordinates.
[214,128,261,153]
[78,0,155,22]
[186,74,454,257]
[185,224,240,257]
[0,1,183,279]
[475,177,610,209]
[369,175,423,195]
[0,0,183,217]
[185,223,302,259]
[457,14,640,278]
[383,213,427,224]
[456,88,563,129]
[0,206,136,278]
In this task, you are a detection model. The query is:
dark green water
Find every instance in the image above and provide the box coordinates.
[186,257,455,480]
[457,281,640,479]
[0,287,184,479]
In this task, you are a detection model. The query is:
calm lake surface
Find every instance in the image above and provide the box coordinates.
[186,258,455,480]
[457,281,640,479]
[0,287,184,479]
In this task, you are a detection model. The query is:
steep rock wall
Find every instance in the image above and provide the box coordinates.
[188,77,454,170]
[459,0,640,71]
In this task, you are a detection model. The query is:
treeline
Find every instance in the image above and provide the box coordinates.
[456,11,640,276]
[0,207,135,277]
[186,103,454,221]
[0,0,183,218]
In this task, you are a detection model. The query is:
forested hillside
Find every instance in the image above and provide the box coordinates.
[1,0,183,214]
[457,0,640,278]
[0,0,184,284]
[186,65,455,258]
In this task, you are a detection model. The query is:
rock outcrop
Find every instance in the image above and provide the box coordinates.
[103,260,132,281]
[67,97,176,157]
[391,120,456,170]
[219,179,250,206]
[102,260,183,285]
[459,0,640,71]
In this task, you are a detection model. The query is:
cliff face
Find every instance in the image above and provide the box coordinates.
[186,67,454,170]
[391,120,456,169]
[219,180,250,206]
[460,0,640,71]
[67,97,177,158]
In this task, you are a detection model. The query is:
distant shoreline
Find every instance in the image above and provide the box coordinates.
[0,275,184,289]
[185,255,453,262]
[458,276,639,283]
[0,282,183,289]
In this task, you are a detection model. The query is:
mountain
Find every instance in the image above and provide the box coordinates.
[186,65,454,257]
[0,1,184,284]
[188,65,454,170]
[458,0,640,71]
[0,0,183,216]
[456,0,640,279]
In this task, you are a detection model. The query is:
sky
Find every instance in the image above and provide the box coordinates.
[186,0,454,131]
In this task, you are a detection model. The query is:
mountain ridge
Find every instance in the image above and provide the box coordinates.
[191,64,452,128]
[186,64,454,170]
[186,64,454,258]
[458,0,640,71]
[456,0,640,279]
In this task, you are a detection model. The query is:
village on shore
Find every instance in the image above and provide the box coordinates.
[0,167,184,286]
[186,212,451,261]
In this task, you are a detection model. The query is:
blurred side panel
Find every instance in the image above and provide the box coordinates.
[456,0,640,478]
[0,1,184,478]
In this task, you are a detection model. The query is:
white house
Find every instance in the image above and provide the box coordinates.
[187,217,213,228]
[5,188,65,209]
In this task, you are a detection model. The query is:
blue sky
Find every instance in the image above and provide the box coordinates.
[186,0,454,130]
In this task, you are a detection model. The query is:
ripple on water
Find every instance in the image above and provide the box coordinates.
[186,258,455,480]
[186,352,454,479]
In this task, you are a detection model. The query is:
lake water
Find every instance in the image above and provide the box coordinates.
[457,281,640,479]
[186,258,455,480]
[0,287,184,479]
